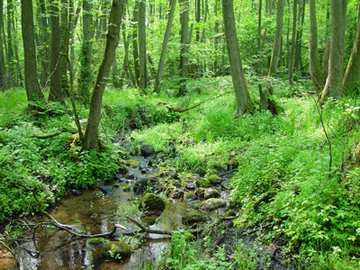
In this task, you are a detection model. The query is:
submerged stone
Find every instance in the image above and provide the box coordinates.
[101,241,132,260]
[139,193,165,210]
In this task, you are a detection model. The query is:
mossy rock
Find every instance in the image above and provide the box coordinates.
[139,193,165,210]
[101,241,132,260]
[119,159,129,165]
[182,210,207,224]
[114,183,121,188]
[118,165,128,174]
[88,237,108,245]
[207,174,220,184]
[204,188,219,199]
[140,216,156,225]
[123,185,131,192]
[196,178,211,188]
[201,198,227,211]
[194,188,206,198]
[127,159,140,167]
[223,210,236,218]
[227,158,238,169]
[194,166,206,176]
[184,192,197,201]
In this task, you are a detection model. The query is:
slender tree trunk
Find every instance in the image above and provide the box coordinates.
[82,0,127,151]
[320,0,348,103]
[222,0,254,116]
[48,0,63,102]
[178,0,189,96]
[343,5,360,95]
[309,0,324,94]
[21,0,45,111]
[154,0,177,93]
[0,0,5,88]
[214,0,219,73]
[79,0,93,102]
[294,0,305,71]
[132,4,140,86]
[288,0,297,85]
[60,0,70,96]
[7,0,14,86]
[138,0,147,92]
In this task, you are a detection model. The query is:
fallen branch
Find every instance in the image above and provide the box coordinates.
[170,90,234,113]
[31,131,62,139]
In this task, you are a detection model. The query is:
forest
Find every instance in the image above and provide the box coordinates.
[1,0,360,269]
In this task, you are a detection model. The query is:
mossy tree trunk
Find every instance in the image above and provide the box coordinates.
[82,0,127,151]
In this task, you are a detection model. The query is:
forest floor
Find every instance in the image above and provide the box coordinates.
[1,76,360,269]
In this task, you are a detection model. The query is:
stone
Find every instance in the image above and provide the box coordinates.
[201,198,227,211]
[182,210,207,224]
[141,145,155,157]
[204,188,219,199]
[88,237,108,245]
[223,210,237,218]
[140,216,156,225]
[184,192,197,201]
[133,178,151,193]
[169,188,184,199]
[127,159,140,167]
[207,174,220,184]
[101,241,132,260]
[227,158,239,169]
[123,185,131,192]
[194,188,206,198]
[72,189,82,196]
[196,178,211,188]
[139,193,165,210]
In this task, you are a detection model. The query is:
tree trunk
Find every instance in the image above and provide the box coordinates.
[222,0,254,116]
[7,0,14,86]
[21,0,46,111]
[0,0,5,88]
[132,4,140,86]
[320,0,347,104]
[60,0,70,96]
[309,0,324,94]
[178,0,189,96]
[154,0,177,93]
[79,0,93,103]
[343,5,360,95]
[138,0,147,92]
[82,0,126,151]
[48,0,63,102]
[288,0,297,85]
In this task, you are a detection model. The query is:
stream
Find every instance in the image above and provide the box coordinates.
[1,154,230,270]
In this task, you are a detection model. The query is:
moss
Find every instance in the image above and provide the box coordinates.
[184,192,197,201]
[184,232,194,242]
[207,174,220,184]
[223,209,236,218]
[139,193,165,210]
[101,241,132,260]
[123,185,131,192]
[201,198,227,211]
[140,216,156,225]
[114,183,121,188]
[88,237,108,245]
[196,178,211,188]
[182,211,207,224]
[127,159,140,167]
[194,188,205,198]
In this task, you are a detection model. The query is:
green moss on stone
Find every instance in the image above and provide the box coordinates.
[207,174,220,184]
[139,193,166,210]
[196,178,211,188]
[101,241,132,260]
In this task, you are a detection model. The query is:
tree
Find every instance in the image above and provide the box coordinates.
[48,0,63,102]
[178,0,189,96]
[20,0,45,111]
[138,0,147,92]
[343,5,360,95]
[154,0,177,93]
[82,0,127,151]
[309,0,324,94]
[222,0,254,116]
[0,0,5,88]
[320,0,347,104]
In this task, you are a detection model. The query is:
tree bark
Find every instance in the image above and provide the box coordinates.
[21,0,46,111]
[288,0,297,85]
[82,0,127,151]
[309,0,324,94]
[222,0,254,116]
[154,0,177,93]
[138,0,147,92]
[48,0,63,102]
[132,4,140,86]
[343,5,360,95]
[320,0,348,104]
[0,0,5,88]
[178,0,189,96]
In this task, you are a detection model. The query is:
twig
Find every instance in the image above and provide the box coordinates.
[243,223,272,235]
[31,131,62,139]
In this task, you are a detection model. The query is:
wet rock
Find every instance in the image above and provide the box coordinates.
[221,179,232,190]
[115,173,124,181]
[126,173,136,180]
[140,216,156,225]
[169,188,184,199]
[184,192,197,201]
[186,182,196,189]
[139,193,165,210]
[207,174,220,184]
[118,165,128,174]
[194,188,206,198]
[204,188,219,199]
[133,178,151,193]
[141,144,155,157]
[96,185,113,194]
[201,198,227,211]
[101,241,132,260]
[72,189,82,196]
[114,183,121,188]
[182,210,207,224]
[194,166,206,176]
[196,178,211,188]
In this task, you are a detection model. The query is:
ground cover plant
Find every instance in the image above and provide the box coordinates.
[1,76,360,269]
